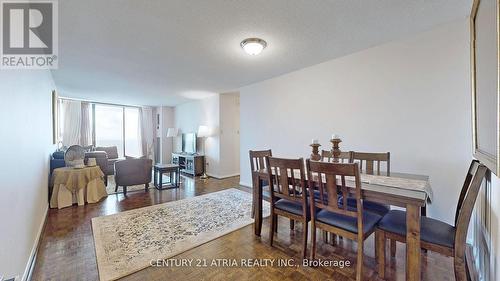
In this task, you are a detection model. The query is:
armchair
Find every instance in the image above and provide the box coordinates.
[114,158,153,195]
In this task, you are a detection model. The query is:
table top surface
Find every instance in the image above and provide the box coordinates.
[54,166,101,172]
[254,169,430,205]
[154,163,180,169]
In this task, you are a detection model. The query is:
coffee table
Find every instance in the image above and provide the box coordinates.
[153,164,180,189]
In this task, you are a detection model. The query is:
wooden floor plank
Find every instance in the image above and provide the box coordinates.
[31,175,454,281]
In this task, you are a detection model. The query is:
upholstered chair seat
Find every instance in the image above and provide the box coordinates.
[316,209,381,235]
[338,197,390,217]
[377,210,456,248]
[275,199,311,218]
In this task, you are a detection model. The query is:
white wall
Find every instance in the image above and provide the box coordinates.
[219,93,240,178]
[0,70,56,279]
[158,106,175,163]
[173,94,240,178]
[239,19,471,224]
[174,95,220,176]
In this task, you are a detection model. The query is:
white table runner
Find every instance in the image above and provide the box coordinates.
[358,174,433,202]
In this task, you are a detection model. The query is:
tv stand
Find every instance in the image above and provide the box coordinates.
[172,152,204,176]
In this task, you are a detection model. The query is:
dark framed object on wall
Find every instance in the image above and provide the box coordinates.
[471,0,500,175]
[52,90,59,144]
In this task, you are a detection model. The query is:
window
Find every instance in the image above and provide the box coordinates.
[95,104,124,157]
[57,100,143,157]
[124,107,142,157]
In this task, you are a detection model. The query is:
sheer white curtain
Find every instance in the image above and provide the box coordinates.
[60,100,82,147]
[59,100,92,147]
[140,107,154,160]
[80,102,92,146]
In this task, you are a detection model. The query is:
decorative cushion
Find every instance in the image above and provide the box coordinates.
[95,146,119,159]
[52,151,65,159]
[338,196,390,216]
[82,145,94,152]
[377,210,456,248]
[274,199,309,218]
[316,209,381,234]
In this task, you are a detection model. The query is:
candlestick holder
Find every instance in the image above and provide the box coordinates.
[330,138,342,163]
[310,143,321,161]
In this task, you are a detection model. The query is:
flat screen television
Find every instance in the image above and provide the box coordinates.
[182,133,197,154]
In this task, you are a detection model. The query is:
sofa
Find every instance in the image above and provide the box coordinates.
[114,158,153,195]
[94,146,124,176]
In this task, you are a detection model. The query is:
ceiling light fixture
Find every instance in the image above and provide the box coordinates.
[240,38,267,55]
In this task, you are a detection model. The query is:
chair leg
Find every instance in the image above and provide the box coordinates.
[310,222,317,260]
[123,186,127,196]
[330,233,337,245]
[269,210,276,247]
[375,230,386,279]
[115,184,118,192]
[302,220,308,259]
[273,214,278,233]
[290,219,295,230]
[454,255,467,281]
[322,230,328,243]
[390,239,396,257]
[356,237,364,281]
[251,190,255,219]
[145,183,149,191]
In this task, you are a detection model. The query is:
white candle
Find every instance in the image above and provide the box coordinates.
[311,139,319,144]
[331,134,340,140]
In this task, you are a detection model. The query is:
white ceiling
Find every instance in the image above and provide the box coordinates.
[53,0,472,106]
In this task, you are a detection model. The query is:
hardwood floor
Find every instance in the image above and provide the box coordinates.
[31,175,454,281]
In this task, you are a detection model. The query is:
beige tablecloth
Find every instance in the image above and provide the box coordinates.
[50,166,107,209]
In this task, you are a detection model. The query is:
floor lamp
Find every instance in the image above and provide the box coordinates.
[166,128,178,158]
[197,125,210,179]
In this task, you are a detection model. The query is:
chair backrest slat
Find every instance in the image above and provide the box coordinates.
[249,149,272,172]
[454,161,478,225]
[267,157,306,205]
[351,151,390,176]
[306,160,361,218]
[321,150,352,163]
[454,160,487,253]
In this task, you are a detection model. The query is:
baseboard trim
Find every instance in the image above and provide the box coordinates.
[23,204,49,281]
[465,243,479,281]
[239,181,251,188]
[207,173,240,179]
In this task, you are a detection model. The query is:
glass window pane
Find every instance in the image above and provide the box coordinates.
[125,107,142,157]
[95,105,124,157]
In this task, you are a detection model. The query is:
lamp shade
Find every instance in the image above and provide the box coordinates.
[166,128,178,138]
[197,125,210,138]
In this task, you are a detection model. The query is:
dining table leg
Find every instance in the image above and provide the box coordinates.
[253,173,263,236]
[406,204,421,281]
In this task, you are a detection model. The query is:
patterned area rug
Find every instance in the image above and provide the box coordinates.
[92,188,270,281]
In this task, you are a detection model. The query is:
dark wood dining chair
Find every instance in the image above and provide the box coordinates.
[249,149,272,218]
[347,151,393,254]
[266,156,309,258]
[307,160,382,281]
[321,150,352,163]
[375,160,487,281]
[351,151,391,176]
[319,150,352,242]
[339,152,391,217]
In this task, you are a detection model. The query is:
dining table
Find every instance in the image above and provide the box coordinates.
[252,168,432,281]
